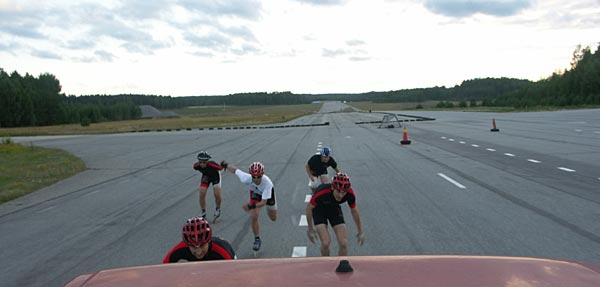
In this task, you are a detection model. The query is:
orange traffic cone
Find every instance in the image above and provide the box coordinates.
[490,118,500,132]
[401,127,411,145]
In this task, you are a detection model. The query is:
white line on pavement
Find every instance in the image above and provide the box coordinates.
[527,159,541,163]
[504,153,515,157]
[292,246,307,257]
[471,144,479,147]
[299,215,308,226]
[449,139,455,141]
[459,141,466,144]
[441,136,447,139]
[486,148,496,152]
[558,167,576,172]
[438,173,466,189]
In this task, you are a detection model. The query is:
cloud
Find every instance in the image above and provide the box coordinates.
[31,49,62,60]
[94,50,115,62]
[178,0,263,20]
[424,0,532,17]
[322,48,348,57]
[346,39,366,46]
[292,0,347,6]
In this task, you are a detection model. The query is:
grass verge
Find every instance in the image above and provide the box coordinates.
[0,104,321,137]
[0,142,86,204]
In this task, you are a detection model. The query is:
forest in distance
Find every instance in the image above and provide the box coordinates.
[1,44,599,128]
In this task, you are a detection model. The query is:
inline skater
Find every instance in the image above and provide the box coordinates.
[306,146,340,194]
[163,216,236,262]
[306,173,364,256]
[221,160,277,253]
[193,151,223,222]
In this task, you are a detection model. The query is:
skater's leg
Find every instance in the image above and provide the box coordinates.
[332,223,348,256]
[316,224,331,256]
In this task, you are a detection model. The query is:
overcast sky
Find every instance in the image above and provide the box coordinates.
[1,0,599,96]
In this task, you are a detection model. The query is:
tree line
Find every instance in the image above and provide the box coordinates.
[0,70,141,128]
[1,43,598,128]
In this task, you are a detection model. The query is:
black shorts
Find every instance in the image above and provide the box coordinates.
[200,174,220,188]
[249,188,276,206]
[312,205,345,227]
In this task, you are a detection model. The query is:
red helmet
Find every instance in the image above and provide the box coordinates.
[182,216,212,247]
[332,173,351,191]
[249,162,265,176]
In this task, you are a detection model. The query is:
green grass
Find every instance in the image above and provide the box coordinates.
[0,142,86,204]
[0,104,321,137]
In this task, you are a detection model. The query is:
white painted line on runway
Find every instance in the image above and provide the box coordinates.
[441,136,447,139]
[486,148,496,152]
[292,246,307,257]
[459,141,466,144]
[471,144,479,147]
[438,173,466,189]
[305,195,311,202]
[299,215,308,226]
[449,139,455,141]
[504,153,515,157]
[558,167,576,172]
[527,159,541,163]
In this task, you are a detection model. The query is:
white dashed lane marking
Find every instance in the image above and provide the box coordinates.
[471,144,479,147]
[292,246,307,257]
[504,153,515,157]
[527,159,541,163]
[438,173,466,189]
[558,167,576,172]
[486,148,496,152]
[299,215,308,226]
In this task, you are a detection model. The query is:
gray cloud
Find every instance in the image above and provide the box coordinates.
[292,0,347,6]
[31,49,62,60]
[185,32,232,50]
[424,0,532,17]
[346,39,366,46]
[178,0,263,20]
[322,48,348,57]
[1,1,264,59]
[95,50,115,62]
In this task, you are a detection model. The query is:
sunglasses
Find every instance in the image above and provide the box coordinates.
[252,175,262,179]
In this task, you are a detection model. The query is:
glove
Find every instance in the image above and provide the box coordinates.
[357,232,365,246]
[307,230,317,243]
[220,160,228,169]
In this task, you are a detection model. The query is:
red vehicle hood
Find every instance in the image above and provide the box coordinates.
[65,255,600,287]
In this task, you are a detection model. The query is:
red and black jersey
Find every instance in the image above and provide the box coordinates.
[193,160,222,187]
[163,237,236,263]
[307,154,338,176]
[310,183,356,209]
[193,160,222,175]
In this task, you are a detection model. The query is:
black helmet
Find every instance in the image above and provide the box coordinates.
[197,151,211,161]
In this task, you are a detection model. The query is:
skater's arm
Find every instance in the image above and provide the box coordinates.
[305,163,316,180]
[305,203,317,243]
[350,206,365,245]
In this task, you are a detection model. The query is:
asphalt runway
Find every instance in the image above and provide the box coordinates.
[1,103,599,286]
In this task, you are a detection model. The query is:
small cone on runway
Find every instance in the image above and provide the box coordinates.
[401,127,412,145]
[490,118,500,132]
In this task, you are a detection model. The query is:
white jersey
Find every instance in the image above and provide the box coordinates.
[235,169,274,201]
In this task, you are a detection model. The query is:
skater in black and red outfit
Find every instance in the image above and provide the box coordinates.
[193,151,223,221]
[306,173,364,256]
[163,216,236,263]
